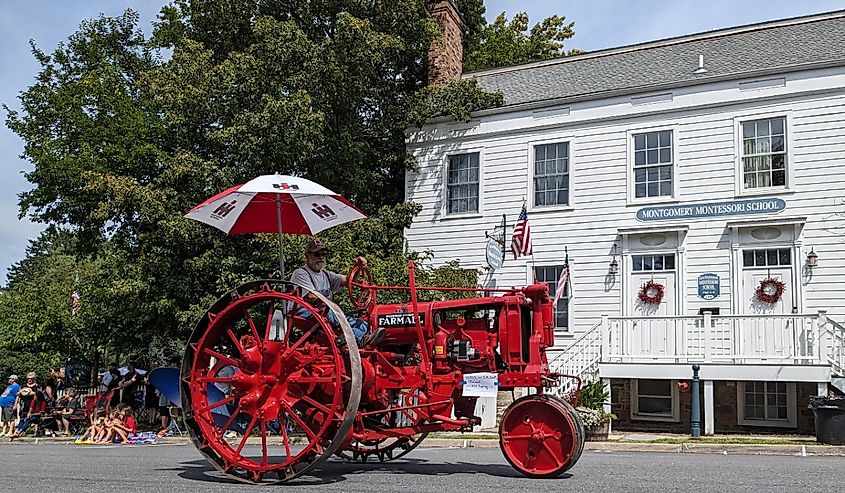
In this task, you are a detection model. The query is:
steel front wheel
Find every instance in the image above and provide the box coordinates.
[182,281,361,484]
[499,394,584,478]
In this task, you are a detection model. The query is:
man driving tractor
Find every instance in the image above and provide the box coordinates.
[290,239,383,346]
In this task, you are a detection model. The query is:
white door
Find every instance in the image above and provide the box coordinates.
[740,248,795,360]
[629,253,677,358]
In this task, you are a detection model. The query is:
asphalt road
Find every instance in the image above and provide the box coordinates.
[1,443,842,492]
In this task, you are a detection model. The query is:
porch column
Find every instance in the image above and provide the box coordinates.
[818,382,829,396]
[601,378,613,434]
[704,380,714,435]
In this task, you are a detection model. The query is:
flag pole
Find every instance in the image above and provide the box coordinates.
[523,198,537,283]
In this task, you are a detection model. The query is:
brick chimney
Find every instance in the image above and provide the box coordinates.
[427,0,464,87]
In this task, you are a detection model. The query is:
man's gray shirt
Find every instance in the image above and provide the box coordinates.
[290,265,344,300]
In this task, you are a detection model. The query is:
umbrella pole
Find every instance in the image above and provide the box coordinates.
[276,193,284,280]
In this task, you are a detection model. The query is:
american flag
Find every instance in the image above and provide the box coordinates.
[71,290,81,316]
[552,261,570,306]
[510,204,533,260]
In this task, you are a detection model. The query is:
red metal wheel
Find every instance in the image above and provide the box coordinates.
[182,280,361,484]
[556,395,585,471]
[347,264,376,311]
[499,394,584,478]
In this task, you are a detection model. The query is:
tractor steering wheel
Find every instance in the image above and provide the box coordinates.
[347,264,376,311]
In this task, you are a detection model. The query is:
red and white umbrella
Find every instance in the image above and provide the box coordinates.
[185,174,367,277]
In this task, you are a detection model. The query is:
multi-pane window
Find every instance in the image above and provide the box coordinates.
[446,153,479,214]
[533,143,570,207]
[741,117,786,190]
[742,248,791,267]
[743,381,788,421]
[633,130,673,199]
[632,254,675,271]
[535,265,569,330]
[635,379,674,417]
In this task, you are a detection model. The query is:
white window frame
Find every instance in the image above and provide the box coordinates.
[528,136,575,212]
[529,262,573,334]
[733,112,795,197]
[631,252,677,273]
[626,124,679,205]
[736,381,797,428]
[442,148,484,219]
[631,378,680,422]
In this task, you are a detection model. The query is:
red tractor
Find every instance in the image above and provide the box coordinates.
[181,260,584,484]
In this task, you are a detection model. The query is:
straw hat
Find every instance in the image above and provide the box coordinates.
[19,387,34,397]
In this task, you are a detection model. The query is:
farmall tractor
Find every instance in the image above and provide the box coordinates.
[181,260,584,484]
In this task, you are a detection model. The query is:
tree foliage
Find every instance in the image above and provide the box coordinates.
[1,1,579,377]
[464,11,578,72]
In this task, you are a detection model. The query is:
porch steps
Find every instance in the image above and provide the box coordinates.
[831,378,845,396]
[546,321,602,397]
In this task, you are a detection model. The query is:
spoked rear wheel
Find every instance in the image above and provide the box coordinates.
[499,394,584,478]
[182,281,361,484]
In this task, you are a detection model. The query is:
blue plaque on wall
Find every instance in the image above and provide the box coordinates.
[697,273,720,300]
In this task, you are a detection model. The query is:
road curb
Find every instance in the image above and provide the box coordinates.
[584,442,845,456]
[4,436,844,456]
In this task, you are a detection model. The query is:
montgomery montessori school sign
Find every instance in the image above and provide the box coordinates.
[698,273,720,300]
[636,198,786,222]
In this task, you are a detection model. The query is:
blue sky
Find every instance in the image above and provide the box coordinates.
[1,1,843,284]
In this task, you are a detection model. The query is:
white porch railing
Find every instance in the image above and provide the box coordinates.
[603,311,830,365]
[823,315,845,377]
[546,322,602,396]
[545,311,845,401]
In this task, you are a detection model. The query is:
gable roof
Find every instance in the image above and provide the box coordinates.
[466,11,845,109]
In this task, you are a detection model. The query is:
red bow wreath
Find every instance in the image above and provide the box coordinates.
[638,280,665,305]
[755,277,785,304]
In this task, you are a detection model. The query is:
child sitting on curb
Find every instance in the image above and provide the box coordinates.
[76,411,107,444]
[94,408,126,445]
[99,403,136,444]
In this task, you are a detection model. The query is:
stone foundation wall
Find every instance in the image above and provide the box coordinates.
[610,379,700,433]
[610,379,817,435]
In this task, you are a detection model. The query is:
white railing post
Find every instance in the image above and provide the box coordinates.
[818,310,829,364]
[703,311,712,362]
[601,314,610,362]
[812,316,821,363]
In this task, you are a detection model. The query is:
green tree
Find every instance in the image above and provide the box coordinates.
[4,1,586,374]
[463,11,579,72]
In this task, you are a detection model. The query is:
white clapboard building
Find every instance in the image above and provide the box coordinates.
[408,4,845,433]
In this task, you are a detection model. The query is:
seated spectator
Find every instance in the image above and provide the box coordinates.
[55,388,81,436]
[76,412,107,444]
[10,372,45,440]
[0,375,20,437]
[97,404,136,444]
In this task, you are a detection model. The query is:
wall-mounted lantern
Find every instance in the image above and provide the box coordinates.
[609,243,620,276]
[806,248,818,269]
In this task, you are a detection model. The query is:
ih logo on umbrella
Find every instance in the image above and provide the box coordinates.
[211,200,238,219]
[312,203,337,221]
